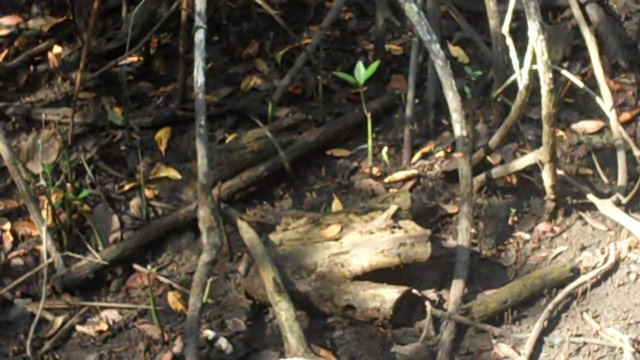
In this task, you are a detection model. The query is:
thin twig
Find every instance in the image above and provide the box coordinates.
[69,0,101,144]
[271,0,347,103]
[521,243,617,359]
[568,0,627,192]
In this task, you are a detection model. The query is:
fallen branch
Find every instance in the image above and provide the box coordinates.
[520,243,617,359]
[222,206,318,359]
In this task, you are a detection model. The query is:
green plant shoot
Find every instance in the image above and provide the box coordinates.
[333,60,380,166]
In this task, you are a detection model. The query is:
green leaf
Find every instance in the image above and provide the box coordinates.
[274,50,285,65]
[333,71,359,86]
[108,109,124,126]
[76,188,91,200]
[42,162,54,176]
[354,60,366,85]
[363,60,381,84]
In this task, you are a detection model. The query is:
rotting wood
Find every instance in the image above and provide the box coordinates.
[243,204,433,323]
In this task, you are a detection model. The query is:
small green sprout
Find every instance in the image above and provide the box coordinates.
[333,60,381,166]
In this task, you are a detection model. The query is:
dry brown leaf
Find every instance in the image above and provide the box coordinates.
[155,127,171,156]
[325,148,351,157]
[254,58,270,74]
[224,133,238,144]
[167,291,187,314]
[136,322,163,341]
[0,198,19,210]
[13,219,39,238]
[311,343,337,360]
[570,119,606,134]
[447,41,469,64]
[387,74,408,92]
[320,224,342,238]
[149,163,182,180]
[120,181,138,192]
[438,203,459,214]
[0,14,24,36]
[241,39,259,58]
[240,74,262,91]
[144,185,158,199]
[619,108,640,124]
[411,140,437,164]
[331,194,343,212]
[384,43,403,55]
[383,169,419,183]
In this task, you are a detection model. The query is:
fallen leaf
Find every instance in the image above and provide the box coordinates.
[411,140,437,164]
[287,83,303,95]
[325,148,351,157]
[224,133,238,144]
[320,224,342,238]
[254,58,270,74]
[438,203,459,214]
[447,41,469,64]
[155,127,172,156]
[0,15,24,36]
[241,39,259,58]
[619,108,640,124]
[383,169,419,183]
[19,128,61,174]
[311,343,337,360]
[136,322,163,341]
[331,194,343,212]
[240,74,262,91]
[144,184,158,199]
[90,202,121,244]
[167,291,187,314]
[387,74,408,92]
[384,43,403,55]
[25,15,66,33]
[570,119,606,134]
[149,163,182,180]
[361,166,382,177]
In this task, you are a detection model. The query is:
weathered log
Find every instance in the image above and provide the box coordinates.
[462,262,576,320]
[244,205,432,323]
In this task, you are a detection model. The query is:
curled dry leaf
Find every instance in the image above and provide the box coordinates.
[149,163,182,180]
[384,43,404,55]
[167,290,187,314]
[570,119,606,134]
[155,127,172,156]
[331,194,343,212]
[619,108,640,124]
[383,169,418,183]
[320,224,342,238]
[325,148,351,157]
[411,140,437,164]
[447,41,469,64]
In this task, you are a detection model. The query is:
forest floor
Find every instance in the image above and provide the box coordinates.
[0,0,639,359]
